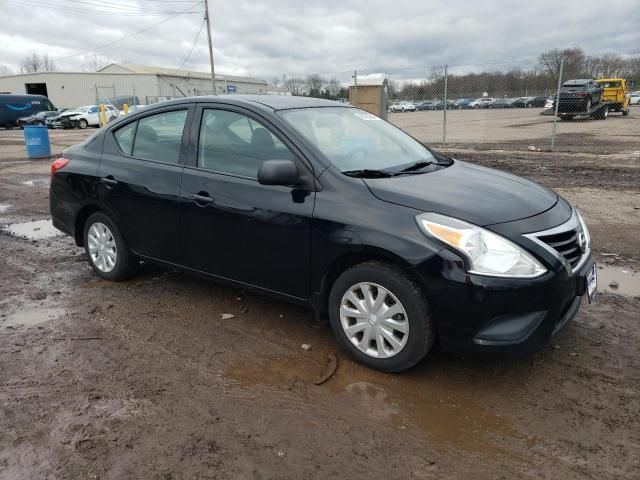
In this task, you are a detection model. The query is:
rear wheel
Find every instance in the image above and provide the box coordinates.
[622,109,629,117]
[328,261,435,372]
[83,212,137,281]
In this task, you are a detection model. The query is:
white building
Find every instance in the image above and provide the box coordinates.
[0,63,269,109]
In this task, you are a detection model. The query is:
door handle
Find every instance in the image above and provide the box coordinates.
[100,176,118,188]
[189,192,214,206]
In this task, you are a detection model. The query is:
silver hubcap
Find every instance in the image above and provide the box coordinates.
[87,222,117,272]
[339,282,409,358]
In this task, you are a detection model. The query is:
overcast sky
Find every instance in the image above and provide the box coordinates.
[1,0,639,80]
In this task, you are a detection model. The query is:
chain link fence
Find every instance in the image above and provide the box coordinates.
[276,52,640,153]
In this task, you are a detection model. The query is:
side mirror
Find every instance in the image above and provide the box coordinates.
[258,159,301,187]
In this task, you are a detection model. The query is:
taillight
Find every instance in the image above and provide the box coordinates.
[50,157,70,176]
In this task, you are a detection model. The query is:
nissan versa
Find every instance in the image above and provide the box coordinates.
[49,95,597,372]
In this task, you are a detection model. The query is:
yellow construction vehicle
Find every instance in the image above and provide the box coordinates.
[596,78,630,116]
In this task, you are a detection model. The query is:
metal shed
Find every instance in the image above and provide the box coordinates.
[0,63,268,109]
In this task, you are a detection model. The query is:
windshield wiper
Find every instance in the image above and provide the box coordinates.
[398,160,434,173]
[342,169,396,178]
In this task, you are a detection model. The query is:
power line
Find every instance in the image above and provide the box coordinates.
[176,17,206,71]
[6,0,202,15]
[56,4,202,60]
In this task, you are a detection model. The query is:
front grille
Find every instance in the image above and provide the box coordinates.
[537,228,583,268]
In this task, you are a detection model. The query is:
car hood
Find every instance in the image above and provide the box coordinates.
[60,110,84,117]
[363,160,557,226]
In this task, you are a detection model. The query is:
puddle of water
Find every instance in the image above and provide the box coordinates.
[0,203,11,213]
[597,265,640,297]
[227,357,530,458]
[22,178,50,187]
[1,219,63,240]
[3,306,66,328]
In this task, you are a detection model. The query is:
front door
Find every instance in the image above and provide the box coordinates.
[97,105,193,263]
[179,105,315,299]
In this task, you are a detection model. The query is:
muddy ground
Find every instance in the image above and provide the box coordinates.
[1,128,639,480]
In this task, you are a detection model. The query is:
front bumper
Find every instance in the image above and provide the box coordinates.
[414,249,593,354]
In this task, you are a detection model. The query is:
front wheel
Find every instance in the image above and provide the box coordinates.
[328,261,435,372]
[83,212,137,281]
[77,118,88,129]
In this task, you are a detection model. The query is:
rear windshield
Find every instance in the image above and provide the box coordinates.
[598,81,621,88]
[561,83,586,91]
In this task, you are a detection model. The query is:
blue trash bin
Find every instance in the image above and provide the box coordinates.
[23,125,52,159]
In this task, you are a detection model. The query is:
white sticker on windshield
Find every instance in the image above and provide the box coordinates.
[353,111,381,121]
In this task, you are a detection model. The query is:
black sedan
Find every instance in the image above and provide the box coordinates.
[49,95,596,371]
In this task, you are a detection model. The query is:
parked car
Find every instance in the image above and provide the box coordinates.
[488,98,515,108]
[453,98,473,109]
[557,79,602,113]
[59,105,119,129]
[415,101,436,111]
[16,110,63,128]
[509,97,536,108]
[0,94,56,129]
[389,101,416,113]
[526,96,550,108]
[468,97,495,109]
[50,95,596,372]
[429,100,455,110]
[629,92,640,105]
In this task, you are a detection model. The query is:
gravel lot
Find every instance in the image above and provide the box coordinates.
[389,106,640,153]
[1,122,639,479]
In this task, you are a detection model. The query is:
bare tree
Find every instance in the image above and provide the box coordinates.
[285,77,306,96]
[538,48,585,79]
[20,53,56,73]
[82,54,109,72]
[327,78,341,98]
[584,54,627,78]
[305,73,326,97]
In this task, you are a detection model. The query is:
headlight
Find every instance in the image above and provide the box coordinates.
[416,213,546,278]
[576,209,590,249]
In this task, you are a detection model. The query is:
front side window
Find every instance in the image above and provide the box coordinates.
[198,109,293,178]
[279,107,435,172]
[131,110,187,164]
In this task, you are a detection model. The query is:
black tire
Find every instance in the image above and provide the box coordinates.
[622,109,629,117]
[328,261,435,372]
[77,118,88,129]
[560,115,574,121]
[83,212,137,281]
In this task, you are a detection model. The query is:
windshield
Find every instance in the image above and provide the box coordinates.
[278,107,435,172]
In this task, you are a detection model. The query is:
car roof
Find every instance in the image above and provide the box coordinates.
[563,79,592,85]
[153,94,352,111]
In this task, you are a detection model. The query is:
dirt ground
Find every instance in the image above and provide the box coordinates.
[1,126,639,480]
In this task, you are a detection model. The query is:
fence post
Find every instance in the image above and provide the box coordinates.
[550,57,564,151]
[443,64,448,147]
[353,70,358,106]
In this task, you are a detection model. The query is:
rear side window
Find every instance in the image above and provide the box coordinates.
[114,122,136,155]
[132,110,187,164]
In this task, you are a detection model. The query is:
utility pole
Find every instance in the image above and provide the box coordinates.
[203,0,216,95]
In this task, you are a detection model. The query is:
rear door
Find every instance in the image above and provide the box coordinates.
[178,104,315,299]
[97,104,194,263]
